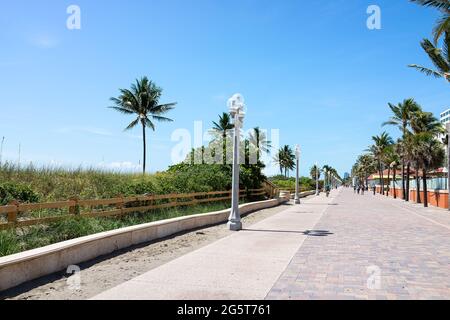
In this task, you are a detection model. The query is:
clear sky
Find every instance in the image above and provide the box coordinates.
[0,0,449,177]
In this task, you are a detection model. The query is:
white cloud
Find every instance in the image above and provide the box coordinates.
[57,126,114,137]
[29,34,59,48]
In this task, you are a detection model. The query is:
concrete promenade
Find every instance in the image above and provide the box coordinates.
[93,188,450,300]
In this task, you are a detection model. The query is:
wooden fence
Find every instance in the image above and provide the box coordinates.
[0,188,268,231]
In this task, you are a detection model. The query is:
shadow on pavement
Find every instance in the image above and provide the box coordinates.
[242,229,333,236]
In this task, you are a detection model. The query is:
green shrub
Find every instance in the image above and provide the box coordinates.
[0,182,39,205]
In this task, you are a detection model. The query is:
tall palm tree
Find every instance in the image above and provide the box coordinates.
[414,133,445,207]
[352,154,376,190]
[383,145,399,197]
[410,0,450,44]
[273,149,285,176]
[383,98,421,200]
[368,132,394,195]
[248,127,271,163]
[410,110,445,203]
[212,112,234,165]
[409,33,450,82]
[310,165,321,181]
[281,145,295,177]
[110,77,176,174]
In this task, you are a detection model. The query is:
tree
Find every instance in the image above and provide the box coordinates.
[409,33,450,82]
[352,155,376,189]
[383,145,400,197]
[414,133,445,207]
[310,165,321,181]
[410,0,450,44]
[410,110,445,204]
[273,145,295,177]
[110,77,176,174]
[367,132,394,195]
[248,127,271,163]
[383,98,421,200]
[211,112,234,165]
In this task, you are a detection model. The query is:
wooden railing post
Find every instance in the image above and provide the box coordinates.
[69,197,80,215]
[8,200,19,224]
[116,194,124,216]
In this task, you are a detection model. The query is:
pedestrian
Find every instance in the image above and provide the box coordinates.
[373,185,376,195]
[361,185,365,195]
[354,185,357,193]
[357,186,360,194]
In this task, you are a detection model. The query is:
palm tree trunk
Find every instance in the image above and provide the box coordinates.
[142,123,146,174]
[386,167,391,197]
[416,164,421,204]
[423,167,428,207]
[406,163,411,201]
[393,167,397,199]
[402,162,406,200]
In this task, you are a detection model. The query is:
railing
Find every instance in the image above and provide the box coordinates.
[0,188,267,230]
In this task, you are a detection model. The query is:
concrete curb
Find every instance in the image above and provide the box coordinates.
[0,195,296,292]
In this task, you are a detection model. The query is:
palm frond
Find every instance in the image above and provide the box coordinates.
[408,64,445,78]
[124,117,140,131]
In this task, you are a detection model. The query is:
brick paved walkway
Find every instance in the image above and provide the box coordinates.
[266,188,450,300]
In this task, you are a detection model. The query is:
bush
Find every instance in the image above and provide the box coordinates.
[0,182,39,205]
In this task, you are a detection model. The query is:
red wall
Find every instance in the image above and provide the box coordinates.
[376,187,448,209]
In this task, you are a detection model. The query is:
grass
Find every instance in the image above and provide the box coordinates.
[0,162,265,257]
[0,199,258,257]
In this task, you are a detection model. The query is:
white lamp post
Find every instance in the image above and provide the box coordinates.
[315,162,319,196]
[294,145,301,204]
[227,93,245,231]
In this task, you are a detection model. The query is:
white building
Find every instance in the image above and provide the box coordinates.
[440,108,450,125]
[439,108,450,142]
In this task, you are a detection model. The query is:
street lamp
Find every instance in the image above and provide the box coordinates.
[227,93,245,231]
[315,162,319,196]
[294,145,301,204]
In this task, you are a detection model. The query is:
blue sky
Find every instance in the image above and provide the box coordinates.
[0,0,448,177]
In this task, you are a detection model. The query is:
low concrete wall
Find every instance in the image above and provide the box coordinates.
[0,195,294,292]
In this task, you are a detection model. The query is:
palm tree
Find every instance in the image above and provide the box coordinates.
[273,149,285,175]
[248,127,271,163]
[383,98,421,200]
[212,112,234,165]
[414,133,445,207]
[281,145,295,177]
[409,33,450,82]
[410,110,445,204]
[110,77,176,174]
[383,145,400,197]
[368,132,394,195]
[310,165,321,181]
[352,154,378,192]
[410,0,450,44]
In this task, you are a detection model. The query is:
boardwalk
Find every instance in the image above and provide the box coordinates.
[93,188,450,300]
